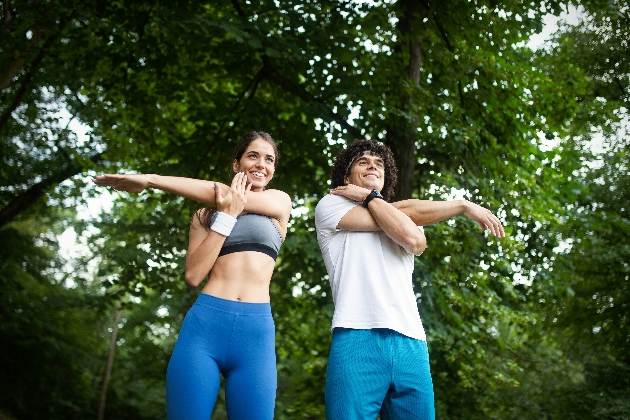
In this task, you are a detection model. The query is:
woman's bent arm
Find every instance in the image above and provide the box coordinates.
[185,174,251,287]
[185,212,226,287]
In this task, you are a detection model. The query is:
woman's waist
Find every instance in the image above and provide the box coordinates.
[193,292,272,315]
[202,267,272,303]
[210,252,275,281]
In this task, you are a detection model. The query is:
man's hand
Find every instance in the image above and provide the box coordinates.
[92,174,152,193]
[463,201,505,237]
[331,184,372,203]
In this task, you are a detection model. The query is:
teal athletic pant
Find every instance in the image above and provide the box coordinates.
[325,328,435,420]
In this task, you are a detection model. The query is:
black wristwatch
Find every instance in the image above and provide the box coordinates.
[363,189,384,207]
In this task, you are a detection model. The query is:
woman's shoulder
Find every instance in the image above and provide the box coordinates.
[260,189,292,209]
[261,188,290,198]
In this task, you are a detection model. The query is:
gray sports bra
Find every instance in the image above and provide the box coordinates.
[211,212,283,260]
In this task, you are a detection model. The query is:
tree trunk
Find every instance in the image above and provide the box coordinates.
[97,306,123,420]
[389,0,429,201]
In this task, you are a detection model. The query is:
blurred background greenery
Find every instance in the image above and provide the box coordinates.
[1,0,628,418]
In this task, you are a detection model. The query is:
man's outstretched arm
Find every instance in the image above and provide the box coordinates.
[392,199,505,237]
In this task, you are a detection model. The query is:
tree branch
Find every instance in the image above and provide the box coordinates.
[433,13,466,122]
[2,0,13,26]
[0,153,103,228]
[262,57,362,138]
[226,0,361,139]
[230,0,246,17]
[432,13,454,52]
[0,26,45,92]
[196,66,267,177]
[0,28,63,131]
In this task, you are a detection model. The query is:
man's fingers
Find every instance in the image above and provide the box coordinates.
[471,205,505,238]
[487,214,505,238]
[487,212,505,237]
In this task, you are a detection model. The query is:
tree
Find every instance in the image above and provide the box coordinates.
[483,2,630,418]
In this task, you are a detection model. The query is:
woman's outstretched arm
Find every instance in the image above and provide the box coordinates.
[92,174,292,232]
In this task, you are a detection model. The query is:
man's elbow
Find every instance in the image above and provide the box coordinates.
[408,235,426,255]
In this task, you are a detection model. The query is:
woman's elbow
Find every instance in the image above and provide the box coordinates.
[184,268,204,288]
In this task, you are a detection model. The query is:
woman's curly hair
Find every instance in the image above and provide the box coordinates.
[330,139,398,202]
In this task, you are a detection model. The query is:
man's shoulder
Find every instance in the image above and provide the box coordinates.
[316,193,355,206]
[315,194,359,232]
[315,194,355,215]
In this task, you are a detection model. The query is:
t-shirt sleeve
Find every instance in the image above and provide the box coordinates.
[315,194,360,235]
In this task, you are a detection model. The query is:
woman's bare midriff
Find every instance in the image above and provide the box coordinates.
[200,251,276,303]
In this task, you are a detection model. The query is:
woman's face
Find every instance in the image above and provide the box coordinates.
[232,138,276,192]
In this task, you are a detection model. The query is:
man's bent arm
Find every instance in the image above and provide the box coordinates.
[335,194,426,255]
[367,198,426,254]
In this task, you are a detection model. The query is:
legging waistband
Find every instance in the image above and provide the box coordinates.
[195,293,272,316]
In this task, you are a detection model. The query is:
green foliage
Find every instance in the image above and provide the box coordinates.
[0,211,102,419]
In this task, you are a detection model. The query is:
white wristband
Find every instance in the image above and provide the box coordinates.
[211,212,237,237]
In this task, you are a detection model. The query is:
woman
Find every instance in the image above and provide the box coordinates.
[93,131,292,420]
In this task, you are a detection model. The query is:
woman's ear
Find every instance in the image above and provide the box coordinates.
[232,159,239,173]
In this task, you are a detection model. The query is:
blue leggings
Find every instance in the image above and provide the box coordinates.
[325,328,435,420]
[166,293,277,420]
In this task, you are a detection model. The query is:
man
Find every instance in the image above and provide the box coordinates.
[315,139,504,420]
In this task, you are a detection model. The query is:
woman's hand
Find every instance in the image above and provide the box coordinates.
[92,174,152,193]
[331,184,372,203]
[216,172,251,218]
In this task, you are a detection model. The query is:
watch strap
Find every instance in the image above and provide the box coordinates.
[363,189,383,207]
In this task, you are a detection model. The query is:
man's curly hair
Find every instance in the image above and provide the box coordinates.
[330,139,398,202]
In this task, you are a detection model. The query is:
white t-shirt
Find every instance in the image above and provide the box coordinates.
[315,194,426,341]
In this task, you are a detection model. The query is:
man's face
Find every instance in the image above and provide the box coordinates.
[344,152,385,192]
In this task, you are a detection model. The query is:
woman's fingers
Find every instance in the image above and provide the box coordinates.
[91,174,148,193]
[214,182,223,206]
[92,174,119,186]
[230,172,241,190]
[231,172,245,196]
[238,172,247,193]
